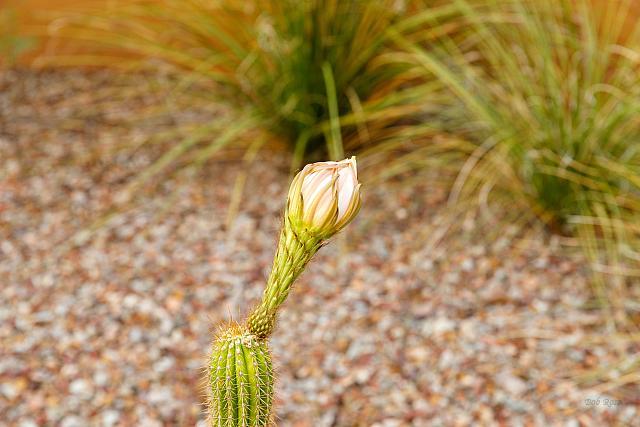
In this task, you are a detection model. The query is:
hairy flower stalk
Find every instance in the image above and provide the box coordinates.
[247,157,361,338]
[245,218,323,338]
[209,157,361,427]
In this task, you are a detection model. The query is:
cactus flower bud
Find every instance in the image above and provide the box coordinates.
[246,157,362,339]
[287,157,361,238]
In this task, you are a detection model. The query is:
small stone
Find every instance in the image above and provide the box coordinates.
[423,316,455,336]
[101,410,120,427]
[69,379,93,397]
[93,370,109,387]
[60,416,86,427]
[496,372,528,396]
[407,346,429,363]
[565,419,579,427]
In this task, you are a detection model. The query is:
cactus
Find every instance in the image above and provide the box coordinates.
[207,158,361,426]
[209,323,274,427]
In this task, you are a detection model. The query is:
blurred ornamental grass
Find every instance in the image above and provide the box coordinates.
[40,0,460,172]
[394,0,640,327]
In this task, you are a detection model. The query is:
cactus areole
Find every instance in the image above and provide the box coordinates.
[208,158,362,426]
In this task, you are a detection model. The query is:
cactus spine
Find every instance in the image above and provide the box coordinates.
[207,158,361,427]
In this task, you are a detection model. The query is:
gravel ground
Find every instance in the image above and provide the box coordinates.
[1,70,638,426]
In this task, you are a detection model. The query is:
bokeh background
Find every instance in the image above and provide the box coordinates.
[1,0,639,425]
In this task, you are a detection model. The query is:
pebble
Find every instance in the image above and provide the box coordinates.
[69,379,93,397]
[496,372,528,396]
[60,416,86,427]
[101,410,120,427]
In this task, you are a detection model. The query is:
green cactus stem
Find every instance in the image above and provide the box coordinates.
[209,323,274,427]
[246,217,323,338]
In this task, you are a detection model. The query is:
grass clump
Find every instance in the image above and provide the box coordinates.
[45,0,461,170]
[397,0,640,322]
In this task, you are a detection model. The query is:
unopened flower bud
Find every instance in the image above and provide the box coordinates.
[247,157,362,338]
[287,157,361,238]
